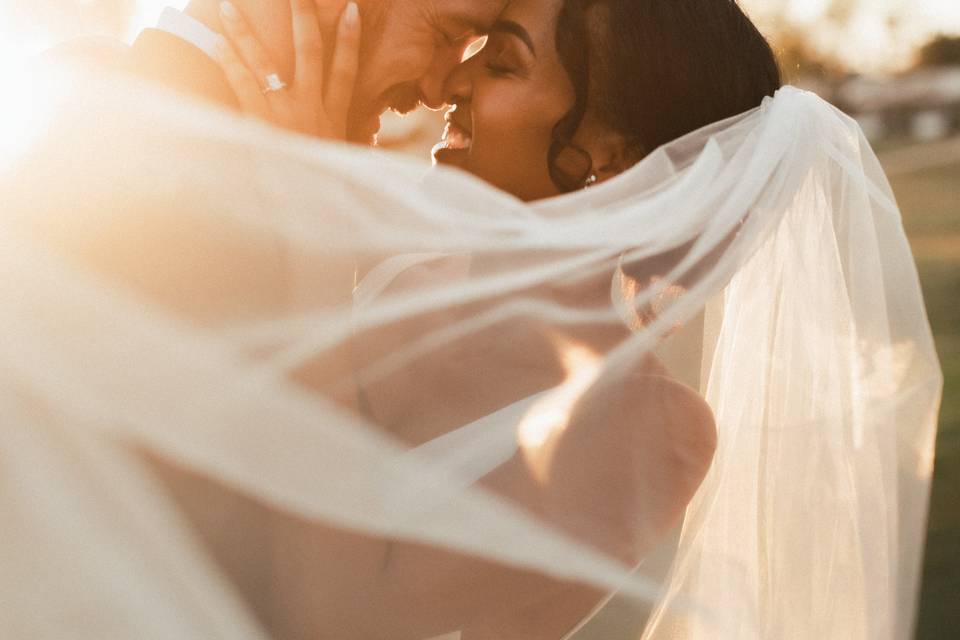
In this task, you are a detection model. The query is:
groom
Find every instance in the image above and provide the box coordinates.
[63,0,507,320]
[114,0,506,143]
[44,0,511,397]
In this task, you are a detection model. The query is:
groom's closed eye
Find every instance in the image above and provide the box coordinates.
[440,27,478,47]
[431,12,488,51]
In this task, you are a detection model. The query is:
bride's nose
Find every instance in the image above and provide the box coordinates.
[441,58,474,107]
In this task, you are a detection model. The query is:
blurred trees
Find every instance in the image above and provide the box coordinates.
[752,0,858,82]
[917,35,960,69]
[772,31,844,83]
[748,0,933,78]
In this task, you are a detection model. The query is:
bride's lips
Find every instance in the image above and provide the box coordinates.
[432,108,473,166]
[442,119,472,150]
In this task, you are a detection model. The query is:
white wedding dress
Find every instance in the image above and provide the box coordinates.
[0,63,942,640]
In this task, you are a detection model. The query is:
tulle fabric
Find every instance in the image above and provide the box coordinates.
[0,64,941,640]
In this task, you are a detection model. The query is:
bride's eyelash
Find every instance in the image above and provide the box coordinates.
[484,62,515,77]
[482,45,518,78]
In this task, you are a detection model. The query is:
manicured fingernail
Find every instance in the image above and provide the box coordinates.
[220,1,239,21]
[344,2,359,27]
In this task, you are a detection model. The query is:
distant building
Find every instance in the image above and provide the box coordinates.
[830,67,960,142]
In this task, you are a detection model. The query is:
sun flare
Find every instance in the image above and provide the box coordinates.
[0,69,61,173]
[518,337,602,481]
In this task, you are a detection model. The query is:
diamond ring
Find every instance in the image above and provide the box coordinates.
[261,73,287,94]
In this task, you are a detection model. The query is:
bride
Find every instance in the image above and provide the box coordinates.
[210,0,779,637]
[0,0,940,639]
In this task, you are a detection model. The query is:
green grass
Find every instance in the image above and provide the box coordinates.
[887,159,960,639]
[892,163,960,237]
[914,261,960,640]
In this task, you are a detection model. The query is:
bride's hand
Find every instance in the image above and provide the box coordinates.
[215,0,361,139]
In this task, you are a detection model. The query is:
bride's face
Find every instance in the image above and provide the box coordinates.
[433,0,579,201]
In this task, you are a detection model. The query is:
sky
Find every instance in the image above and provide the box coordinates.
[2,0,960,80]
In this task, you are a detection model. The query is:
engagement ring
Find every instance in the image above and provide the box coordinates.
[262,73,287,94]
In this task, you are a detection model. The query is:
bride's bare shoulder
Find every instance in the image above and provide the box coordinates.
[639,372,715,426]
[564,364,718,501]
[636,373,717,469]
[582,353,716,460]
[544,365,717,563]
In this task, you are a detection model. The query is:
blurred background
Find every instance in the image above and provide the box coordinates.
[1,0,957,636]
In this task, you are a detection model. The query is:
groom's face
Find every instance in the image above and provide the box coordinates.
[347,0,507,144]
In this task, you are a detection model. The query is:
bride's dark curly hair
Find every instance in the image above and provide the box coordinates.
[548,0,782,192]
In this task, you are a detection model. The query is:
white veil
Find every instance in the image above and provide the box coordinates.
[0,65,942,640]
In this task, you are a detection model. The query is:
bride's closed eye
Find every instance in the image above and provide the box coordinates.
[481,37,530,78]
[479,20,536,79]
[484,50,523,77]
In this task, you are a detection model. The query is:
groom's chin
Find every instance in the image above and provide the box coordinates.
[347,113,382,147]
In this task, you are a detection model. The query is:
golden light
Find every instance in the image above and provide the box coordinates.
[462,35,488,62]
[741,0,960,75]
[518,337,602,483]
[0,70,61,173]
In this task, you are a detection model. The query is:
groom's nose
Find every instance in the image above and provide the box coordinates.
[441,55,474,106]
[417,44,468,110]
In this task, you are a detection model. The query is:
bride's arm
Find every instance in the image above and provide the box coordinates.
[215,0,360,139]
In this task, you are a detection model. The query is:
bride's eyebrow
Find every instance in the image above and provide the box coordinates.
[489,20,536,56]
